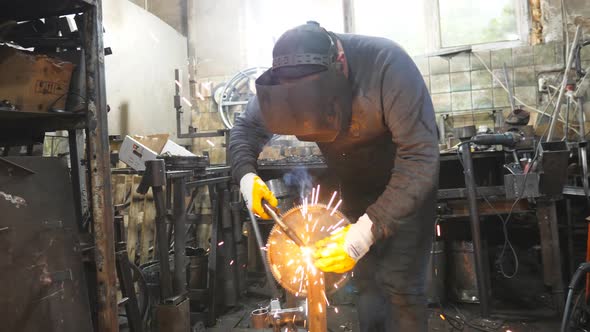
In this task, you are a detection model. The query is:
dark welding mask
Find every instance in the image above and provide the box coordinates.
[255,22,352,142]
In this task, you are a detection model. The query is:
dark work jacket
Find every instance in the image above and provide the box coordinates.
[229,33,440,242]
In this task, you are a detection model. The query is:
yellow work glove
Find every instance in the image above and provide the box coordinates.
[314,214,375,273]
[239,172,278,219]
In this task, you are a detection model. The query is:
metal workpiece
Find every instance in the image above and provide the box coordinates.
[538,141,570,196]
[83,2,118,330]
[459,143,491,317]
[266,204,350,297]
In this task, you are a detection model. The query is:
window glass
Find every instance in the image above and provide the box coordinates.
[439,0,519,47]
[354,0,428,55]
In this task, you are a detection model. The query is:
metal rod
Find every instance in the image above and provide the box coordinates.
[246,208,281,299]
[172,176,188,296]
[154,185,173,300]
[306,270,327,332]
[84,3,118,331]
[576,96,590,206]
[548,26,582,140]
[264,204,306,247]
[503,63,516,112]
[460,143,490,317]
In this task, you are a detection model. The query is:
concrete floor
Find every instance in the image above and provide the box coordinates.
[207,297,561,332]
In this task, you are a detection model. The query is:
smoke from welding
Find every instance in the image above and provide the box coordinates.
[282,167,313,200]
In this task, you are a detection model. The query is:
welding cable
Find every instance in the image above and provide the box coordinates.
[560,262,590,332]
[455,141,519,278]
[481,195,520,279]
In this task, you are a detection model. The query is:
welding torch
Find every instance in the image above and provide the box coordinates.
[263,203,306,247]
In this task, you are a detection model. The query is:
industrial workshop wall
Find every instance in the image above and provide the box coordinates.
[102,0,191,143]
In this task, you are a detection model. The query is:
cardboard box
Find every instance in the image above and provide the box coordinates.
[0,46,75,113]
[119,136,159,171]
[119,134,195,171]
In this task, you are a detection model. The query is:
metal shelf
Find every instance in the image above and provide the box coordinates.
[0,0,95,21]
[0,110,86,144]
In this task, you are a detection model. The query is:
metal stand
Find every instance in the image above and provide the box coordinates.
[460,143,491,317]
[138,160,191,331]
[113,216,144,332]
[536,199,566,311]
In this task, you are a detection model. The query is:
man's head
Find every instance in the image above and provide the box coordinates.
[255,22,352,143]
[271,21,337,80]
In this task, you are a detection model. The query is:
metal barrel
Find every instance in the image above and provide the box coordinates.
[449,241,480,303]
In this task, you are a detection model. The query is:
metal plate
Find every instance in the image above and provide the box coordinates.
[267,204,350,297]
[0,157,93,332]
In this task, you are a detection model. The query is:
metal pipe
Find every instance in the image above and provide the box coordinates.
[548,26,582,140]
[460,143,490,317]
[576,96,590,206]
[246,208,281,299]
[172,176,188,296]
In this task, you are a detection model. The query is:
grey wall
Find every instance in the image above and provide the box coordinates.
[102,0,190,142]
[127,0,186,34]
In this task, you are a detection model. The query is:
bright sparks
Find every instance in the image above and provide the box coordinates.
[326,191,338,210]
[330,199,342,216]
[314,184,320,205]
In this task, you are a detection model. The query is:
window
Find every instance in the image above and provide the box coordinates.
[354,0,428,56]
[353,0,528,56]
[438,0,520,47]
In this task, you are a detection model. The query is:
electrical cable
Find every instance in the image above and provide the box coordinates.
[481,194,520,278]
[455,116,552,279]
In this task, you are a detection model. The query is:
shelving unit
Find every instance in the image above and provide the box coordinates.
[0,1,118,331]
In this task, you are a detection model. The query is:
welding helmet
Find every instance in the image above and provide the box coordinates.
[255,21,352,142]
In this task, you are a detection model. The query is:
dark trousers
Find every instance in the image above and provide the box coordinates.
[353,203,434,332]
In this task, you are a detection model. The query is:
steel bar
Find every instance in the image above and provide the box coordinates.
[186,176,231,188]
[246,207,281,299]
[576,96,590,206]
[115,251,143,332]
[172,176,188,296]
[83,3,118,331]
[207,184,220,326]
[154,184,173,300]
[460,143,490,317]
[68,129,85,231]
[548,26,581,140]
[306,270,327,332]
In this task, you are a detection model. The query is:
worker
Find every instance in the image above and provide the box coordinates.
[230,21,439,331]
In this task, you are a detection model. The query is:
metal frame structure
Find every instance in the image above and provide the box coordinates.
[0,1,118,331]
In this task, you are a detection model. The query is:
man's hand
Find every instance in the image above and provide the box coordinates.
[240,173,278,219]
[313,214,375,273]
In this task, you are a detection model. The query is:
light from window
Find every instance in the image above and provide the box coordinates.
[244,0,344,68]
[439,0,519,47]
[354,0,428,56]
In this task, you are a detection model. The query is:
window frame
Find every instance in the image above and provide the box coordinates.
[348,0,530,56]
